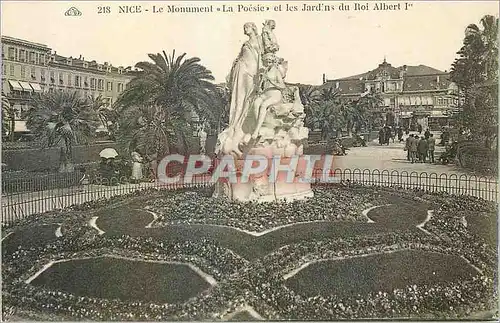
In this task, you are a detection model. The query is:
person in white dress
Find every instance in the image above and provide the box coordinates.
[130,151,143,183]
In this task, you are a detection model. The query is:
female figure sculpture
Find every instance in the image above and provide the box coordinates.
[219,22,263,156]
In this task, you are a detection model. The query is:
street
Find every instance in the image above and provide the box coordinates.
[334,133,464,175]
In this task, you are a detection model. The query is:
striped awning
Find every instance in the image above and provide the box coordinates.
[8,80,23,91]
[29,83,43,92]
[18,81,33,92]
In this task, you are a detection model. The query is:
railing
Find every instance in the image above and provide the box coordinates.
[2,168,498,225]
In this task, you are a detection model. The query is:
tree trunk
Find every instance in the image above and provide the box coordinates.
[9,119,15,142]
[59,140,74,173]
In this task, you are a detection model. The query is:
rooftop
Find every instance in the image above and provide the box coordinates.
[2,35,50,50]
[329,60,447,82]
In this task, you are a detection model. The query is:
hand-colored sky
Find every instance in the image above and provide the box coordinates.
[2,1,498,84]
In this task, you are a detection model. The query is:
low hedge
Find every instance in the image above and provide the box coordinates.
[2,171,83,194]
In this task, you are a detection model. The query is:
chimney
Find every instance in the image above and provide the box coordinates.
[322,73,326,84]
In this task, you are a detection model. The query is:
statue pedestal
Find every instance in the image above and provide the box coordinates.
[215,145,315,203]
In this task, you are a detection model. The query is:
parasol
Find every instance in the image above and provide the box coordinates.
[99,148,118,159]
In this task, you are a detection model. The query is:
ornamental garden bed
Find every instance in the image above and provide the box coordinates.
[31,257,212,304]
[2,184,497,321]
[285,249,478,299]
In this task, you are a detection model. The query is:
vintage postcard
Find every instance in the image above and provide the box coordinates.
[1,0,498,321]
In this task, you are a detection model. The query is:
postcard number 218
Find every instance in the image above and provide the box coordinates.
[98,6,111,14]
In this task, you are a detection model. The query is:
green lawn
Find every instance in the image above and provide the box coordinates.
[30,257,211,304]
[285,249,479,298]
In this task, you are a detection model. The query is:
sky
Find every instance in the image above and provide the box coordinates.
[1,1,498,85]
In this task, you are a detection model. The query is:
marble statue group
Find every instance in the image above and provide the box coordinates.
[214,20,313,202]
[217,20,308,158]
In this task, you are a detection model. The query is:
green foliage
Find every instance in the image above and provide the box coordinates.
[2,94,15,141]
[300,85,381,137]
[450,15,498,150]
[89,95,118,140]
[115,50,221,157]
[25,91,99,161]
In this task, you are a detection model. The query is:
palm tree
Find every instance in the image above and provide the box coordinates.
[297,84,320,108]
[214,84,230,135]
[1,94,15,142]
[117,104,174,158]
[25,91,99,172]
[89,95,118,139]
[116,50,221,156]
[355,92,383,131]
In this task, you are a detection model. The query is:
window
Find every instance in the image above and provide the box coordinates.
[19,50,26,61]
[68,75,72,86]
[29,52,35,63]
[8,47,15,60]
[50,71,55,83]
[14,105,22,119]
[31,67,36,80]
[84,77,89,88]
[75,75,81,87]
[40,54,45,65]
[10,65,14,76]
[2,64,5,75]
[41,69,46,82]
[106,81,113,91]
[21,65,26,78]
[118,83,124,92]
[98,79,104,91]
[90,78,96,90]
[59,73,64,85]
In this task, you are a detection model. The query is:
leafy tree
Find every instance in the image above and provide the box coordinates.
[25,91,99,172]
[450,15,498,149]
[1,94,15,142]
[115,50,221,157]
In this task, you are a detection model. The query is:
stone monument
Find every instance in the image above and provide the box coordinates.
[214,21,314,202]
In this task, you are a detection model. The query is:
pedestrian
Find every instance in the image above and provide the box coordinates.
[130,151,144,183]
[417,136,429,163]
[405,134,413,161]
[427,133,436,163]
[379,128,385,146]
[417,124,423,134]
[409,135,418,163]
[424,128,431,140]
[398,127,404,142]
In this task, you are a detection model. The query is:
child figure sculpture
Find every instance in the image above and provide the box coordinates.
[262,19,279,54]
[251,53,288,140]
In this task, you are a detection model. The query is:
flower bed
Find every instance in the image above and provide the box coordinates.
[146,185,415,232]
[2,184,497,321]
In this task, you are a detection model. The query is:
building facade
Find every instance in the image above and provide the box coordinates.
[323,59,459,131]
[1,36,134,134]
